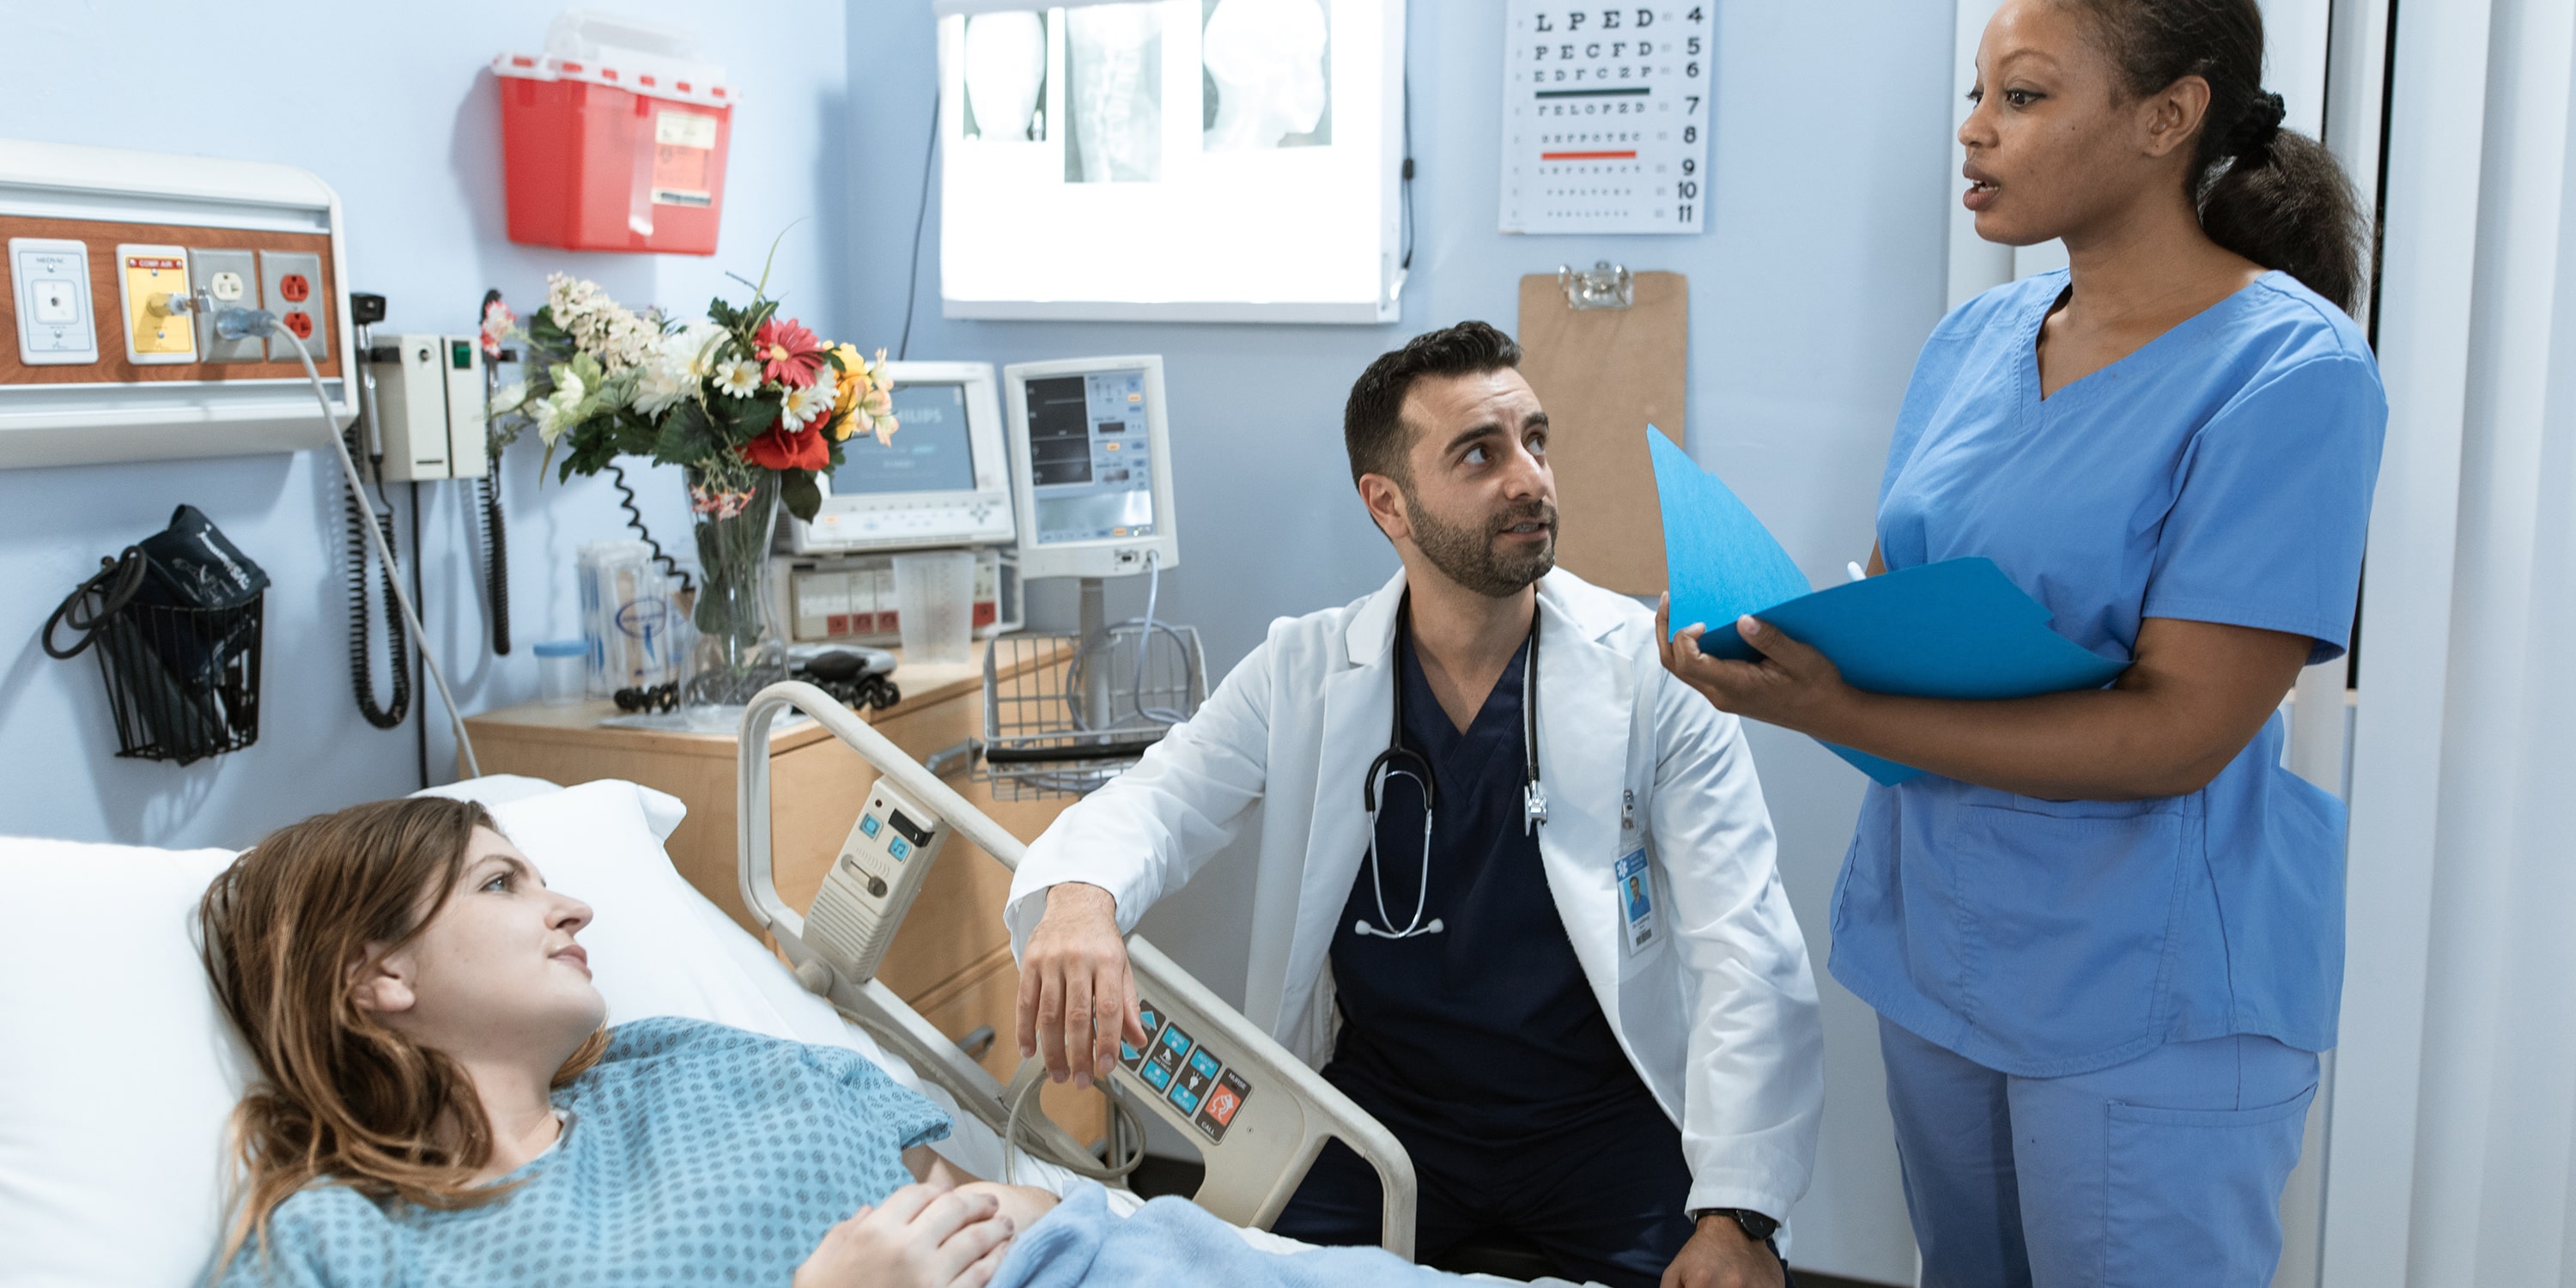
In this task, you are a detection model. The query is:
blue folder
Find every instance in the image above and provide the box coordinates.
[1649,430,2127,784]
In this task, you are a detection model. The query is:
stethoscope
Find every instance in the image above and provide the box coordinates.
[1352,597,1548,940]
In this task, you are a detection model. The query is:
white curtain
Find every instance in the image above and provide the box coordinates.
[2323,0,2576,1284]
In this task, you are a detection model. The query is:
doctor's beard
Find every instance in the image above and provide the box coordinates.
[1403,489,1558,598]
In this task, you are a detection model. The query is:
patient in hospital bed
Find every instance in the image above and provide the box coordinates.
[197,796,1475,1288]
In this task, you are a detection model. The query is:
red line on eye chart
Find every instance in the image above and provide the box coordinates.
[1540,149,1639,161]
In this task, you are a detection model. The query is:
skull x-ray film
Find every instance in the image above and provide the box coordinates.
[937,0,1402,323]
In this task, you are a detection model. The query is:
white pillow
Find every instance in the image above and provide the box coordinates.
[0,778,1085,1288]
[0,838,247,1288]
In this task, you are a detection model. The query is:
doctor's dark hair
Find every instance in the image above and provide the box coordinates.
[1344,320,1523,486]
[197,797,610,1280]
[2057,0,2369,313]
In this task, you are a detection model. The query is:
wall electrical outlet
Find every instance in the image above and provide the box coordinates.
[256,249,326,363]
[188,248,264,363]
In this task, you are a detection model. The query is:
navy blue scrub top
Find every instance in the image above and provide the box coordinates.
[1325,629,1649,1136]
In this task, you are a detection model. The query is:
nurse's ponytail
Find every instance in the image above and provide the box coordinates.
[2063,0,2371,315]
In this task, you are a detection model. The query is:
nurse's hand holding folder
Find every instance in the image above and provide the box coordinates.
[1651,592,2310,802]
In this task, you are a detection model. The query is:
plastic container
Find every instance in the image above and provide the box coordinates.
[492,11,734,254]
[534,639,588,705]
[578,540,680,696]
[892,550,976,665]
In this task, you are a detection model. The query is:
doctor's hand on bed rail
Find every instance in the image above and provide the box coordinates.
[794,1181,1018,1288]
[1018,882,1148,1089]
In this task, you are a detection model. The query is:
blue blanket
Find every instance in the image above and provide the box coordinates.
[995,1186,1467,1288]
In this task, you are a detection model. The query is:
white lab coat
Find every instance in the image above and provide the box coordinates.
[1005,566,1823,1220]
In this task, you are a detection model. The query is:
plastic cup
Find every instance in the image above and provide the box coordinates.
[535,639,588,705]
[891,550,976,665]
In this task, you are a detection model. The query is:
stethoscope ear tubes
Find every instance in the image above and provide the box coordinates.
[1351,594,1544,941]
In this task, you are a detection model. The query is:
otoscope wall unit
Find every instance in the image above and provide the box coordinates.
[0,138,358,470]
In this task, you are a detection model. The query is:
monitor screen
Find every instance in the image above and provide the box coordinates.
[1022,370,1156,544]
[828,382,978,495]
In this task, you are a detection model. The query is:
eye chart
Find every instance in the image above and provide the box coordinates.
[1498,3,1712,234]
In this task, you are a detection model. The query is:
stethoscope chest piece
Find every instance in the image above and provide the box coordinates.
[1352,596,1546,939]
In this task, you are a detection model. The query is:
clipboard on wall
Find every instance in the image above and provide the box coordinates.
[1516,263,1686,597]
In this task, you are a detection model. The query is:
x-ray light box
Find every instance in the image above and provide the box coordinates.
[934,0,1404,324]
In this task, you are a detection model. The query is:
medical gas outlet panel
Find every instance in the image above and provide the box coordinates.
[0,139,358,470]
[800,781,954,986]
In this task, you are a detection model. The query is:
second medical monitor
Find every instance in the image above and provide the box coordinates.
[1001,355,1178,580]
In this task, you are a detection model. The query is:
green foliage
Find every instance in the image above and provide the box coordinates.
[653,400,717,465]
[781,467,823,521]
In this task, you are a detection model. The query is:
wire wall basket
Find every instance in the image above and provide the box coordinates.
[44,550,266,766]
[978,623,1207,800]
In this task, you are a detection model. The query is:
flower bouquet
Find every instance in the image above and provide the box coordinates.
[495,264,899,710]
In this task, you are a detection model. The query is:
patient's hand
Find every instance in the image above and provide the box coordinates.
[905,1145,1060,1239]
[955,1181,1060,1236]
[794,1182,1016,1288]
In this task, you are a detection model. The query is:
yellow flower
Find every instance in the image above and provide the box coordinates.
[821,343,902,444]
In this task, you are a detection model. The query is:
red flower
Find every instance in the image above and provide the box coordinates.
[739,422,830,471]
[753,317,826,388]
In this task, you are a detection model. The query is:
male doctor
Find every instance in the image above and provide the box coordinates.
[1007,322,1822,1288]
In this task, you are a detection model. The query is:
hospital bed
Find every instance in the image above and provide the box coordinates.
[0,686,1474,1287]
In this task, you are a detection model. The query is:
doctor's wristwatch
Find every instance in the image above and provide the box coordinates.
[1690,1207,1781,1244]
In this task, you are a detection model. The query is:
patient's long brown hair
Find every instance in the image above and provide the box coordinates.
[197,798,610,1278]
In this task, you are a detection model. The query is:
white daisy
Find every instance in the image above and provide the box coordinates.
[714,358,762,398]
[781,381,838,430]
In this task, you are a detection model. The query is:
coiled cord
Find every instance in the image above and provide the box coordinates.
[605,462,694,596]
[343,420,411,730]
[479,471,511,655]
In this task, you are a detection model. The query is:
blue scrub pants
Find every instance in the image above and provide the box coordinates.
[1878,1016,2318,1287]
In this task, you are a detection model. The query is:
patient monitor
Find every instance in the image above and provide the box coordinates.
[1001,355,1178,580]
[783,360,1015,556]
[738,683,1416,1256]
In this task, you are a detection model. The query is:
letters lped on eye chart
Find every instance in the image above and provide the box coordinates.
[1498,3,1715,235]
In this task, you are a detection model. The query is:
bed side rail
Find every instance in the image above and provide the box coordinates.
[737,683,1418,1258]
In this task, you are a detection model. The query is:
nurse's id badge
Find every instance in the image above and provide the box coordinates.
[1615,849,1658,956]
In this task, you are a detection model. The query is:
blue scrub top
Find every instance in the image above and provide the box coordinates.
[1832,270,2387,1078]
[1326,631,1650,1137]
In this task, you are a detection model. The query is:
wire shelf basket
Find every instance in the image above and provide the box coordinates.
[977,623,1207,800]
[45,551,265,766]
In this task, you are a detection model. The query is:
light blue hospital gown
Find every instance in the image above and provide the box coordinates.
[216,1018,950,1287]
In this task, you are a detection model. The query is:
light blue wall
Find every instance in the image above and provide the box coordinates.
[0,1,850,848]
[844,3,1949,1279]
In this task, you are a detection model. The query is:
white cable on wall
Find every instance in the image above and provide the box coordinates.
[243,309,482,779]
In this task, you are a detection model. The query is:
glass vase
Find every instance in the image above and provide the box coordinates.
[681,466,788,713]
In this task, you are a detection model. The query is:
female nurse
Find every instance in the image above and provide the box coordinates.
[1656,0,2385,1283]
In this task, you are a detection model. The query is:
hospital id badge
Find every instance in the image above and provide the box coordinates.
[1614,849,1658,957]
